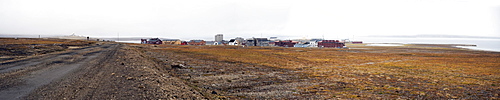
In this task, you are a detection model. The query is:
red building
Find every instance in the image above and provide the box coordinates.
[318,40,345,48]
[181,41,188,45]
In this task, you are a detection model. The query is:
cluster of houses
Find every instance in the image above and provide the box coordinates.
[141,34,359,48]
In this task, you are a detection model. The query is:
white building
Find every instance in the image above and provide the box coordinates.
[229,37,245,45]
[215,34,223,42]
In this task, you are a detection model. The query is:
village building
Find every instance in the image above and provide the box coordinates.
[294,42,310,47]
[318,40,345,48]
[309,39,323,47]
[181,41,188,45]
[228,37,245,45]
[274,40,297,47]
[269,37,279,41]
[141,39,146,44]
[162,39,181,45]
[288,38,323,47]
[215,34,223,42]
[220,40,229,45]
[245,38,269,46]
[188,40,206,45]
[342,39,363,44]
[141,38,162,44]
[205,41,215,45]
[228,39,237,45]
[268,41,276,46]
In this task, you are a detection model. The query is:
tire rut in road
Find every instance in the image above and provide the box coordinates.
[0,44,118,100]
[0,44,106,74]
[25,44,205,99]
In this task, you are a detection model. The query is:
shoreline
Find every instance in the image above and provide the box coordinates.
[359,43,499,52]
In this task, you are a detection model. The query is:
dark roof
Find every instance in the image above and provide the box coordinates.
[148,38,160,40]
[162,39,180,41]
[229,39,235,42]
[310,39,323,42]
[148,38,161,42]
[254,38,268,41]
[190,40,204,42]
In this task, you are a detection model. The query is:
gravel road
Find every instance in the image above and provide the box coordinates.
[0,43,205,99]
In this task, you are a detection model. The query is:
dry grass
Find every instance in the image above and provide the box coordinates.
[0,38,95,45]
[0,38,97,60]
[132,44,500,99]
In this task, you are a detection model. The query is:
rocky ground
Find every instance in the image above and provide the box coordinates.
[138,45,318,99]
[0,38,498,99]
[0,39,207,99]
[24,44,206,99]
[2,38,312,99]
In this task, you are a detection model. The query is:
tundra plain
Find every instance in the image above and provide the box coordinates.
[0,38,499,99]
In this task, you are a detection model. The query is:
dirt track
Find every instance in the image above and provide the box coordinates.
[0,43,206,99]
[0,42,318,99]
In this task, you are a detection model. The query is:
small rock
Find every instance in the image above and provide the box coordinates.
[121,63,125,65]
[443,88,449,91]
[211,91,217,94]
[171,63,186,69]
[432,80,439,83]
[436,93,443,96]
[419,92,426,96]
[127,77,134,80]
[445,93,452,97]
[111,73,115,75]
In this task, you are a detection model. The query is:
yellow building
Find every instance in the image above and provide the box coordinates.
[162,39,181,45]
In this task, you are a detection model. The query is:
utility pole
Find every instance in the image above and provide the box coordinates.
[117,32,120,42]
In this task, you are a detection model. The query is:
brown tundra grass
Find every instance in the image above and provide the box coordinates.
[132,43,500,99]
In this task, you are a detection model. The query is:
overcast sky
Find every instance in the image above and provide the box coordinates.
[1,0,499,40]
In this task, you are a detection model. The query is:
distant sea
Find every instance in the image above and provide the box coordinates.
[117,41,142,44]
[355,37,500,52]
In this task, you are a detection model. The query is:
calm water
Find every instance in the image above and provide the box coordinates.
[356,37,500,52]
[117,41,142,44]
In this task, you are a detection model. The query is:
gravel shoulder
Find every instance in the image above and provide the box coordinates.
[24,44,206,99]
[1,42,206,99]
